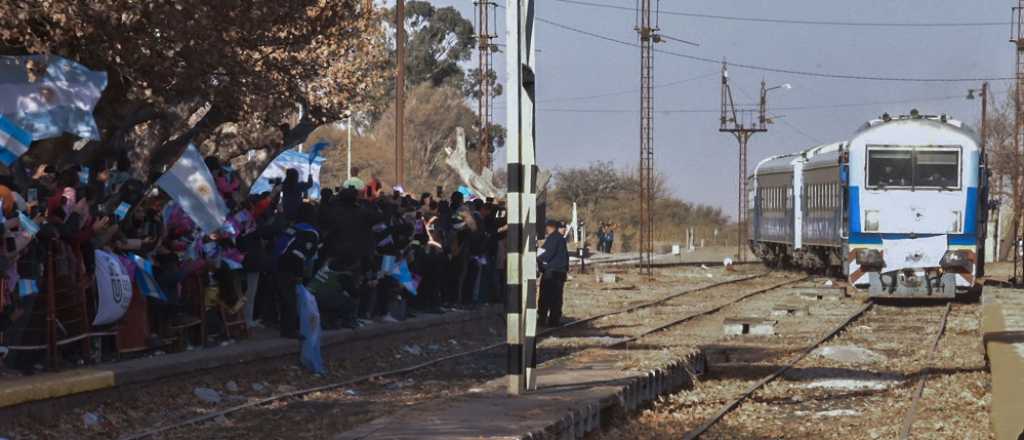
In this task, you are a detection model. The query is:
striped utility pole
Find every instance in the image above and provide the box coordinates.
[505,0,538,395]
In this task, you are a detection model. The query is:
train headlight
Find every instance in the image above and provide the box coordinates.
[864,210,880,232]
[940,250,972,269]
[949,211,962,233]
[855,249,885,268]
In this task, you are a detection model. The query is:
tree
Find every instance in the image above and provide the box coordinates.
[978,88,1024,260]
[0,0,388,183]
[548,161,728,251]
[319,83,485,193]
[376,1,504,160]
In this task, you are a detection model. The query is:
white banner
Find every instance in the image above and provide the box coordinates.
[93,250,132,326]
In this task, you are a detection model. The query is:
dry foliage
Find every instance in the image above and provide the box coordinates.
[0,0,388,181]
[317,83,491,194]
[549,161,730,252]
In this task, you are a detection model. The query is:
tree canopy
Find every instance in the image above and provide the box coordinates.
[0,0,388,181]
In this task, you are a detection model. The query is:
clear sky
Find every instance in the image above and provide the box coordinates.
[403,0,1010,218]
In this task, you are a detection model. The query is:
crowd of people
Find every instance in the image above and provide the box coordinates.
[0,158,571,375]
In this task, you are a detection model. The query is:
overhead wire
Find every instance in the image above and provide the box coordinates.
[537,71,717,103]
[536,92,974,114]
[554,0,1006,28]
[528,14,1015,82]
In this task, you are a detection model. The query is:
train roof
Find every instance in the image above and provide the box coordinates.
[856,112,977,139]
[753,142,843,177]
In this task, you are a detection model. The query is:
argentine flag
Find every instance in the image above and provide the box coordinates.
[0,115,31,166]
[0,55,107,141]
[249,148,326,200]
[297,284,326,374]
[131,254,169,302]
[381,255,418,296]
[157,144,229,234]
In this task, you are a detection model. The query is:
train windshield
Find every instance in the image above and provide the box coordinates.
[867,149,913,188]
[914,151,959,188]
[867,146,960,190]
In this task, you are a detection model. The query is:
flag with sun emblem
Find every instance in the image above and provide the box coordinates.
[157,144,229,234]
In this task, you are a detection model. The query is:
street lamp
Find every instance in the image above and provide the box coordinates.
[767,83,793,92]
[343,110,354,180]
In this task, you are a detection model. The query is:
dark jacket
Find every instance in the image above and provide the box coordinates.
[538,232,569,274]
[281,177,313,220]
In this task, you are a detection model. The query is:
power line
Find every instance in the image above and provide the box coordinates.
[554,0,1006,28]
[537,71,717,103]
[774,116,824,144]
[529,14,1015,82]
[537,93,970,114]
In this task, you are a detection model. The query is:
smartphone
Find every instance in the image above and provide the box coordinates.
[26,188,37,203]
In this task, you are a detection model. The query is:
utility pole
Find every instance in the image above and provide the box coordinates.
[1011,2,1024,282]
[636,0,660,276]
[969,83,989,274]
[720,62,768,262]
[505,0,537,395]
[395,0,406,187]
[476,0,497,170]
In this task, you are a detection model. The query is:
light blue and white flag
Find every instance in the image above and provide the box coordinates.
[249,148,326,200]
[381,255,418,296]
[0,55,108,141]
[157,144,229,234]
[18,279,38,298]
[0,115,31,166]
[297,284,326,374]
[18,211,39,237]
[130,254,168,302]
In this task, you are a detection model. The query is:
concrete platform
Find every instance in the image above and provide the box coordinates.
[335,348,705,440]
[0,307,498,411]
[981,287,1024,440]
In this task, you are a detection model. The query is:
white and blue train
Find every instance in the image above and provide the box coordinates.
[749,112,987,298]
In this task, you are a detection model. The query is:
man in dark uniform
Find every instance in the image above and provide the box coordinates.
[538,220,569,327]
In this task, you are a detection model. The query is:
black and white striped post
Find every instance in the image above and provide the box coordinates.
[505,0,538,395]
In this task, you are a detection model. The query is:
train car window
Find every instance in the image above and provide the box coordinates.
[914,151,959,189]
[867,149,913,188]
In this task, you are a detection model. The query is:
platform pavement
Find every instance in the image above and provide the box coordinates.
[335,346,705,440]
[981,286,1024,440]
[0,306,499,411]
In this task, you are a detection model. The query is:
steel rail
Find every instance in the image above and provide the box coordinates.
[682,300,875,440]
[120,271,791,439]
[610,276,810,348]
[898,302,953,440]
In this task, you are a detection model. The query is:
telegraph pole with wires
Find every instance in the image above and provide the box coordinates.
[636,0,660,276]
[720,62,769,262]
[1012,2,1024,283]
[476,0,498,170]
[395,0,406,186]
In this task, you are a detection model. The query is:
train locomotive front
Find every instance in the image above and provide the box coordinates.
[749,113,985,298]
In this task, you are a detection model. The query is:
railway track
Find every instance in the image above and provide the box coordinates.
[120,270,801,439]
[897,302,952,440]
[573,255,759,270]
[679,300,955,440]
